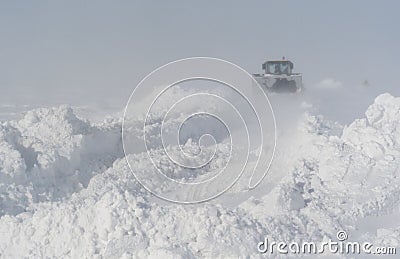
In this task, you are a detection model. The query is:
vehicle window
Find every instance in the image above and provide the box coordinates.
[280,63,289,74]
[267,63,279,74]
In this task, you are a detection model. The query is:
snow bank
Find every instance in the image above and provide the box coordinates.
[0,106,123,216]
[0,94,399,258]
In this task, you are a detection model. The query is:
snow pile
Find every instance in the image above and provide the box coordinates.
[0,106,123,216]
[0,94,399,257]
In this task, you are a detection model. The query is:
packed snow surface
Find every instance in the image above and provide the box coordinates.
[0,93,400,258]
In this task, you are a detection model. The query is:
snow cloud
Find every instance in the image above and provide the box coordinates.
[315,78,343,89]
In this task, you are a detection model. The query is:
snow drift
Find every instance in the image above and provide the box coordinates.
[0,94,399,258]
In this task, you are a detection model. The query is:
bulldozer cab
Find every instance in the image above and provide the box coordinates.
[253,58,302,92]
[262,61,294,75]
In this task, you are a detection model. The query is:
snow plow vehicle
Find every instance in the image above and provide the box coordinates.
[253,58,302,93]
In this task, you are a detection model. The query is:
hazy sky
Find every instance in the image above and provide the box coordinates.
[1,1,399,109]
